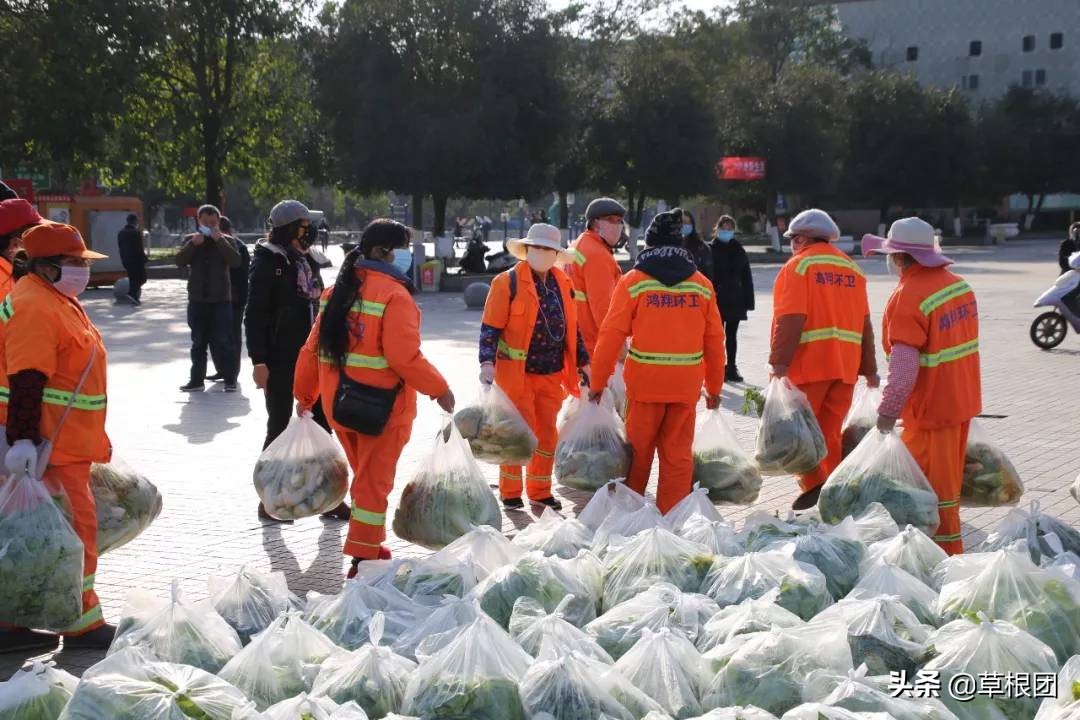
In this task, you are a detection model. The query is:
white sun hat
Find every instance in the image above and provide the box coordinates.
[784,208,841,243]
[506,223,575,264]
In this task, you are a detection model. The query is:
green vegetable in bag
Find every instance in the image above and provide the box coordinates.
[692,410,762,505]
[453,385,537,465]
[961,422,1023,507]
[754,379,827,476]
[0,663,77,720]
[91,460,162,555]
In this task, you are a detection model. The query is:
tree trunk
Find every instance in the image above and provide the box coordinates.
[432,194,448,237]
[634,191,646,228]
[202,110,224,208]
[558,190,569,229]
[411,194,424,230]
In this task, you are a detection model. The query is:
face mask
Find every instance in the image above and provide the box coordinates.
[886,254,905,277]
[526,247,557,273]
[392,248,412,274]
[596,220,623,247]
[681,224,693,237]
[198,224,213,236]
[54,265,90,297]
[716,229,735,243]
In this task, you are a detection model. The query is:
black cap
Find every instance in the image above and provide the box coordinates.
[645,209,683,248]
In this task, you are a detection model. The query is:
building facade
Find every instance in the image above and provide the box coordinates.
[835,0,1080,101]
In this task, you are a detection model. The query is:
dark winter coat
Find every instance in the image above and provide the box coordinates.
[684,235,714,288]
[710,238,755,322]
[117,224,147,268]
[176,232,241,303]
[1060,237,1078,274]
[230,238,251,307]
[244,240,323,367]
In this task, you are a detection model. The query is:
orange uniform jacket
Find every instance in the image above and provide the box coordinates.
[295,266,450,428]
[567,230,622,355]
[481,263,581,397]
[772,243,870,385]
[591,268,726,404]
[0,256,14,300]
[0,274,109,465]
[883,265,982,430]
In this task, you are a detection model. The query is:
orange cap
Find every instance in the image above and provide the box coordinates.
[22,222,107,260]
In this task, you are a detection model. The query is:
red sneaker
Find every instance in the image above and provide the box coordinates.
[345,546,392,579]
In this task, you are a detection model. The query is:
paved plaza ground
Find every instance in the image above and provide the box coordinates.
[3,237,1078,676]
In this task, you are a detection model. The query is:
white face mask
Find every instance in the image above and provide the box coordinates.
[54,265,90,297]
[886,254,905,277]
[526,247,557,273]
[596,220,623,246]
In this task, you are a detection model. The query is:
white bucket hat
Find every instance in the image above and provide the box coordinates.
[507,223,575,265]
[784,208,840,243]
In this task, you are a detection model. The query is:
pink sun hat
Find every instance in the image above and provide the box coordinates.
[861,217,954,267]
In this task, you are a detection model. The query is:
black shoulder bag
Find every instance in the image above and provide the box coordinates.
[332,373,402,436]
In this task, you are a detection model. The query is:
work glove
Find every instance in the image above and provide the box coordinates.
[479,362,495,385]
[5,439,37,479]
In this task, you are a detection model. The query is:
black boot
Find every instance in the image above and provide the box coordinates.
[64,623,116,650]
[502,497,524,510]
[0,628,58,654]
[725,365,744,383]
[321,502,351,521]
[531,496,563,511]
[791,485,822,511]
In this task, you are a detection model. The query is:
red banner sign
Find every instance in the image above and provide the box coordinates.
[716,157,767,181]
[2,178,34,201]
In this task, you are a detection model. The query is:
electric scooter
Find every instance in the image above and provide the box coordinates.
[1031,251,1080,349]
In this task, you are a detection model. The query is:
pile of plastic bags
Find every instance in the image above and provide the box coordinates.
[553,396,631,492]
[252,413,349,521]
[453,384,537,465]
[754,378,827,476]
[90,458,163,555]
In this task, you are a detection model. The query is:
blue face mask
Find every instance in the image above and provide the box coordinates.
[681,224,693,237]
[392,248,412,274]
[716,229,735,243]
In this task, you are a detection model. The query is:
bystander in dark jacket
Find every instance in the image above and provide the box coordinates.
[117,214,148,304]
[709,215,755,382]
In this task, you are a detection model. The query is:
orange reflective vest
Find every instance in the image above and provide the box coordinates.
[567,230,622,355]
[590,268,726,404]
[0,257,13,300]
[772,243,869,385]
[294,265,450,428]
[481,262,580,398]
[883,264,982,430]
[1,274,109,465]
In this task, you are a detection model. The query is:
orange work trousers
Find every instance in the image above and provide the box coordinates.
[796,379,855,493]
[337,421,413,560]
[902,421,969,555]
[500,372,565,501]
[625,400,696,514]
[55,462,103,636]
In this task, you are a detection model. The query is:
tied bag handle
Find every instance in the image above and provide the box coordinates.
[35,343,98,478]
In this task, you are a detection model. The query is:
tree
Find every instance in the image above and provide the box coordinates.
[317,0,563,236]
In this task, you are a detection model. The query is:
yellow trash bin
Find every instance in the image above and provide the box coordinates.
[420,259,443,292]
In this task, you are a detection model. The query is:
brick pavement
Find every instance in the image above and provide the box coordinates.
[3,238,1078,676]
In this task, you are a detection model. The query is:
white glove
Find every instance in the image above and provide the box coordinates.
[5,439,37,479]
[479,362,495,385]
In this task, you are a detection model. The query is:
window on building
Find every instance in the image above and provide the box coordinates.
[969,40,982,56]
[906,46,919,62]
[1036,68,1047,85]
[968,74,980,90]
[1022,70,1033,86]
[1023,35,1036,52]
[1051,33,1064,50]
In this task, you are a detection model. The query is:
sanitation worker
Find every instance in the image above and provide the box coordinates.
[769,208,878,510]
[480,222,589,510]
[588,209,726,513]
[0,199,41,297]
[567,198,627,357]
[294,219,454,578]
[1,223,113,650]
[864,217,981,555]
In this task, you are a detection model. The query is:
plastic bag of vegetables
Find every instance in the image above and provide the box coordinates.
[91,458,162,555]
[219,611,337,710]
[754,378,827,476]
[812,596,934,675]
[60,647,250,720]
[509,595,613,662]
[392,422,501,549]
[401,614,531,720]
[862,524,947,590]
[519,649,663,720]
[511,508,594,559]
[778,704,889,719]
[840,385,880,459]
[923,614,1058,720]
[306,578,420,650]
[398,525,523,603]
[1046,552,1080,583]
[311,612,416,719]
[474,550,597,628]
[0,662,77,720]
[252,412,349,520]
[586,582,719,661]
[391,595,482,662]
[108,581,243,673]
[701,621,854,717]
[615,628,710,719]
[978,500,1080,564]
[801,665,959,720]
[578,479,647,531]
[847,502,900,544]
[678,514,743,557]
[260,694,349,720]
[848,561,941,627]
[701,550,832,621]
[601,528,714,611]
[666,483,724,533]
[692,410,762,504]
[935,544,1080,663]
[1034,654,1080,719]
[961,421,1023,507]
[764,528,866,600]
[554,396,631,491]
[609,361,628,420]
[453,384,537,464]
[208,565,299,644]
[681,709,778,720]
[695,590,804,655]
[819,430,939,535]
[593,502,669,553]
[0,470,83,630]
